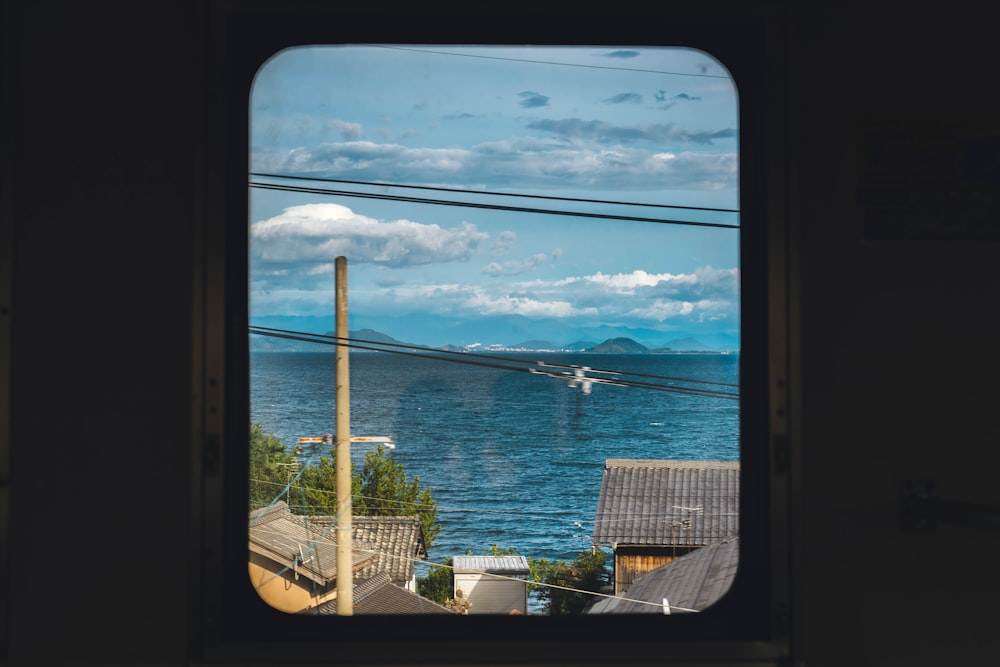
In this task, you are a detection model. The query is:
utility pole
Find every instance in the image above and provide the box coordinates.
[334,256,352,615]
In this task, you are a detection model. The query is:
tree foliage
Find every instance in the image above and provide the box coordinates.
[355,445,441,548]
[415,556,453,605]
[530,549,610,615]
[251,423,607,614]
[249,425,440,550]
[445,544,609,615]
[248,422,295,509]
[294,455,361,516]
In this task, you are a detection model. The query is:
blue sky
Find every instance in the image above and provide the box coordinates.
[249,45,740,349]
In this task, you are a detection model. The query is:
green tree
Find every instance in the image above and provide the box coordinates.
[249,427,441,551]
[416,556,453,605]
[355,445,441,549]
[530,549,610,615]
[294,454,361,516]
[248,422,296,509]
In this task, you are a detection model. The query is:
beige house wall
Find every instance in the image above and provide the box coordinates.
[248,552,338,613]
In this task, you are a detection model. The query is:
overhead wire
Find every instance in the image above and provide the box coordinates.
[362,44,730,80]
[249,326,740,399]
[249,180,739,230]
[250,172,740,215]
[251,479,738,524]
[248,497,703,613]
[247,45,736,612]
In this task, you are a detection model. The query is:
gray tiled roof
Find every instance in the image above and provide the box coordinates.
[586,536,739,614]
[308,515,427,586]
[301,572,456,615]
[248,502,375,586]
[593,459,739,547]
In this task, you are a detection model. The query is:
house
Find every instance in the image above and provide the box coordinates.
[308,514,428,591]
[592,459,739,594]
[452,555,531,615]
[300,571,455,615]
[248,501,376,613]
[585,536,739,614]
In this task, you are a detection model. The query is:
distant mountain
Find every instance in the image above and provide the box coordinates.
[250,327,419,353]
[251,327,732,354]
[510,339,561,350]
[347,311,737,350]
[251,313,738,352]
[345,328,420,351]
[659,337,717,352]
[249,332,328,353]
[252,314,335,334]
[586,337,650,354]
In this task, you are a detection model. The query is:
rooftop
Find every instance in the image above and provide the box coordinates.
[593,459,740,547]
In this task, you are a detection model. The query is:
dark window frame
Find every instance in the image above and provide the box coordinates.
[195,3,796,665]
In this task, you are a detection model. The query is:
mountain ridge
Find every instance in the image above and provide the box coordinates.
[250,326,726,354]
[251,313,737,351]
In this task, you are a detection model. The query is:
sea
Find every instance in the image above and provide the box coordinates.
[250,349,739,594]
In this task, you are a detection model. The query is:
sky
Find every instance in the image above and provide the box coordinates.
[249,44,740,349]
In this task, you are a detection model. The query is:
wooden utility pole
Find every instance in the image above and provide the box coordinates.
[334,256,352,614]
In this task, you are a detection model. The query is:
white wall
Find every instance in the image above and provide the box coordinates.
[454,574,528,615]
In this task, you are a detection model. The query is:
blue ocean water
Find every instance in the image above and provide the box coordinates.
[250,350,739,578]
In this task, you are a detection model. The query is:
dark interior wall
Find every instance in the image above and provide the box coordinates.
[4,1,999,666]
[4,2,198,664]
[791,4,1000,664]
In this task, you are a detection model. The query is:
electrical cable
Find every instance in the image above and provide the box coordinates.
[249,502,703,613]
[249,180,740,230]
[249,327,740,399]
[362,44,730,80]
[251,172,740,215]
[253,325,738,387]
[252,479,738,524]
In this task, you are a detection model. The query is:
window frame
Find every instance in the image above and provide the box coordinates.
[195,2,796,664]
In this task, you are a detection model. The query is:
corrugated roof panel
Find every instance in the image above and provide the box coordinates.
[453,555,530,573]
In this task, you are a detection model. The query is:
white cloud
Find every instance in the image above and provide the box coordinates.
[250,138,737,192]
[627,300,696,320]
[251,203,488,267]
[490,230,516,256]
[481,252,551,276]
[465,293,597,318]
[506,266,738,323]
[324,119,362,140]
[584,269,682,290]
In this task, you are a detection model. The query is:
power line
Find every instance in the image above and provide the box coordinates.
[249,180,740,230]
[252,326,739,390]
[250,172,740,215]
[349,537,700,613]
[252,480,738,523]
[254,324,736,382]
[249,327,740,399]
[363,44,730,80]
[249,501,701,612]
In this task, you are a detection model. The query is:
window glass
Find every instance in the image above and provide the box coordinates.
[247,45,740,616]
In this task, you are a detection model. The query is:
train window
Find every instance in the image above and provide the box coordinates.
[201,5,792,665]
